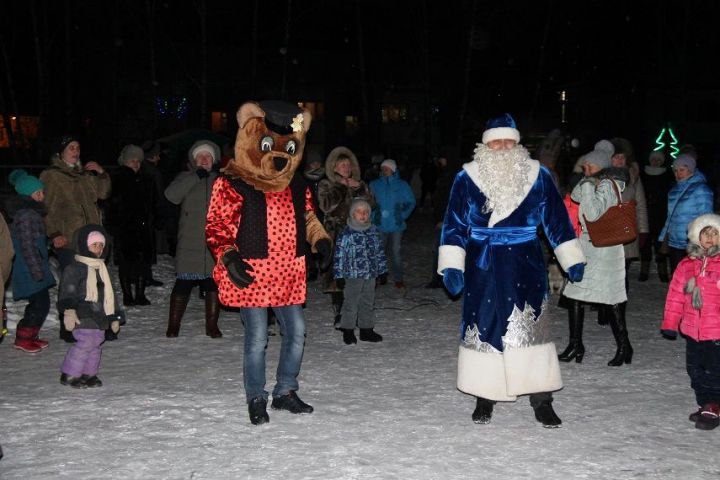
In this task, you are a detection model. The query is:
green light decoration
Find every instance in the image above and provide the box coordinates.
[653,125,680,159]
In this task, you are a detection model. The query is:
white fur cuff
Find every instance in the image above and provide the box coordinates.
[438,245,466,274]
[482,127,521,145]
[554,239,586,271]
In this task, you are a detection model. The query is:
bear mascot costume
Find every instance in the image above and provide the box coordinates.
[206,100,331,425]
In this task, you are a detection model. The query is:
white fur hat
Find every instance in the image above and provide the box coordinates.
[687,213,720,246]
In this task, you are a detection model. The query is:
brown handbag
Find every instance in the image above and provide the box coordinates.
[583,180,638,247]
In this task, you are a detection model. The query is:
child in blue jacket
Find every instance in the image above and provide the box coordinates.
[333,199,388,345]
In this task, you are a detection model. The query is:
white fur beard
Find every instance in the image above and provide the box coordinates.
[472,144,532,217]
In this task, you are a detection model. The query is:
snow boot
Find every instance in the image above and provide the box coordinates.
[271,391,314,414]
[695,403,720,430]
[638,260,650,282]
[204,291,222,338]
[14,326,42,353]
[341,328,357,345]
[607,302,633,366]
[472,397,495,424]
[558,300,585,363]
[533,402,562,428]
[359,328,383,342]
[80,375,103,388]
[248,397,270,425]
[166,291,190,338]
[27,326,49,349]
[134,277,151,306]
[60,373,86,388]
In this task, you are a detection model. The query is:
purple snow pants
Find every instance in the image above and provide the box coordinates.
[61,329,105,377]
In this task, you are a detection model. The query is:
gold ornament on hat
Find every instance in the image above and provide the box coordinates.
[291,114,304,133]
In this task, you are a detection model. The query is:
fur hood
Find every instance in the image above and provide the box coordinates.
[324,146,362,184]
[186,140,221,171]
[4,195,47,221]
[687,213,720,250]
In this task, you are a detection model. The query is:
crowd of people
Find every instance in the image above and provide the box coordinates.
[1,111,720,432]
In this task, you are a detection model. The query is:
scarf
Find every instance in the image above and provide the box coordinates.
[74,255,115,315]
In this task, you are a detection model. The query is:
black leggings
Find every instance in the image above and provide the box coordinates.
[171,278,218,296]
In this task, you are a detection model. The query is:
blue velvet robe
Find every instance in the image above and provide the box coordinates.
[440,162,581,350]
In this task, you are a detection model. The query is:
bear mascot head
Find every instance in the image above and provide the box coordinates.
[223,100,312,193]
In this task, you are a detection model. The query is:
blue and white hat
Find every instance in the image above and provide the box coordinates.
[482,113,521,145]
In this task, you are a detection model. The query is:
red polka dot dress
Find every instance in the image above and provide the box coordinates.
[206,176,308,307]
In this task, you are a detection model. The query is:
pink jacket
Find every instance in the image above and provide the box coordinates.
[662,254,720,341]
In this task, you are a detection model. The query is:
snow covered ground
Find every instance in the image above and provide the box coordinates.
[1,211,719,479]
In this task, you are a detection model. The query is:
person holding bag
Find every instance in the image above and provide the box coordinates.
[559,145,633,366]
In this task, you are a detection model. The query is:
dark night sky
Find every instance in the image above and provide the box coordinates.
[1,0,718,161]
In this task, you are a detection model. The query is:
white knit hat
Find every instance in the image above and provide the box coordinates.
[380,159,397,172]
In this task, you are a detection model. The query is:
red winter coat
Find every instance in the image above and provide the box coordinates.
[563,192,582,238]
[662,254,720,341]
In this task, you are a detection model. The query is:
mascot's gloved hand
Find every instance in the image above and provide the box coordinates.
[661,329,678,340]
[63,309,80,332]
[196,168,209,179]
[316,239,333,272]
[567,263,585,283]
[442,268,464,296]
[222,250,255,288]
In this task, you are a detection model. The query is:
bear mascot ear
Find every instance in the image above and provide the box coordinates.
[224,100,312,193]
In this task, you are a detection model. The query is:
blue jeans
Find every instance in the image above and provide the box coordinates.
[381,231,404,282]
[240,305,307,403]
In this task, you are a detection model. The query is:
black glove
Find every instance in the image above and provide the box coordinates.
[315,238,333,272]
[335,278,345,290]
[196,168,209,179]
[661,329,678,341]
[222,250,255,288]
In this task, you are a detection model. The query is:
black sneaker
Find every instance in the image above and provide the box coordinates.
[534,403,562,428]
[248,397,269,425]
[81,375,103,388]
[472,398,495,424]
[60,373,86,388]
[271,391,314,414]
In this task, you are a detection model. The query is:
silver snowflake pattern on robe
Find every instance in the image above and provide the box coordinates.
[462,325,502,354]
[502,300,551,349]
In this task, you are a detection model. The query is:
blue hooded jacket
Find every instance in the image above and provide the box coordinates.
[660,170,714,249]
[369,171,416,233]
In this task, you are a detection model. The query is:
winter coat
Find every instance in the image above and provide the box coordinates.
[369,171,416,233]
[563,193,581,238]
[57,224,124,330]
[621,163,649,260]
[39,155,111,240]
[5,196,55,300]
[165,168,219,277]
[108,166,155,268]
[333,224,388,279]
[0,213,15,303]
[317,147,374,243]
[659,171,713,250]
[563,169,628,305]
[641,164,674,239]
[662,214,720,341]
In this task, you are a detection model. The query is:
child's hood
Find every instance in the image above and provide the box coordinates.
[687,213,720,247]
[73,223,109,260]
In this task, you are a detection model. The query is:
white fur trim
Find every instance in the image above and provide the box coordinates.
[438,245,466,274]
[504,343,563,396]
[554,238,586,271]
[457,346,517,401]
[457,343,563,401]
[482,127,521,145]
[687,213,720,246]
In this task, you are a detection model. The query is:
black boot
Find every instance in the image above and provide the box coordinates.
[638,260,650,282]
[533,401,562,428]
[120,274,135,306]
[359,328,383,342]
[166,291,190,337]
[472,397,495,424]
[204,291,222,338]
[248,396,270,425]
[607,302,633,366]
[657,260,670,283]
[341,328,357,345]
[331,292,343,330]
[134,277,151,306]
[597,303,609,325]
[558,300,585,363]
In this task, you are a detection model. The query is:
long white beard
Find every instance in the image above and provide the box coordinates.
[472,143,532,218]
